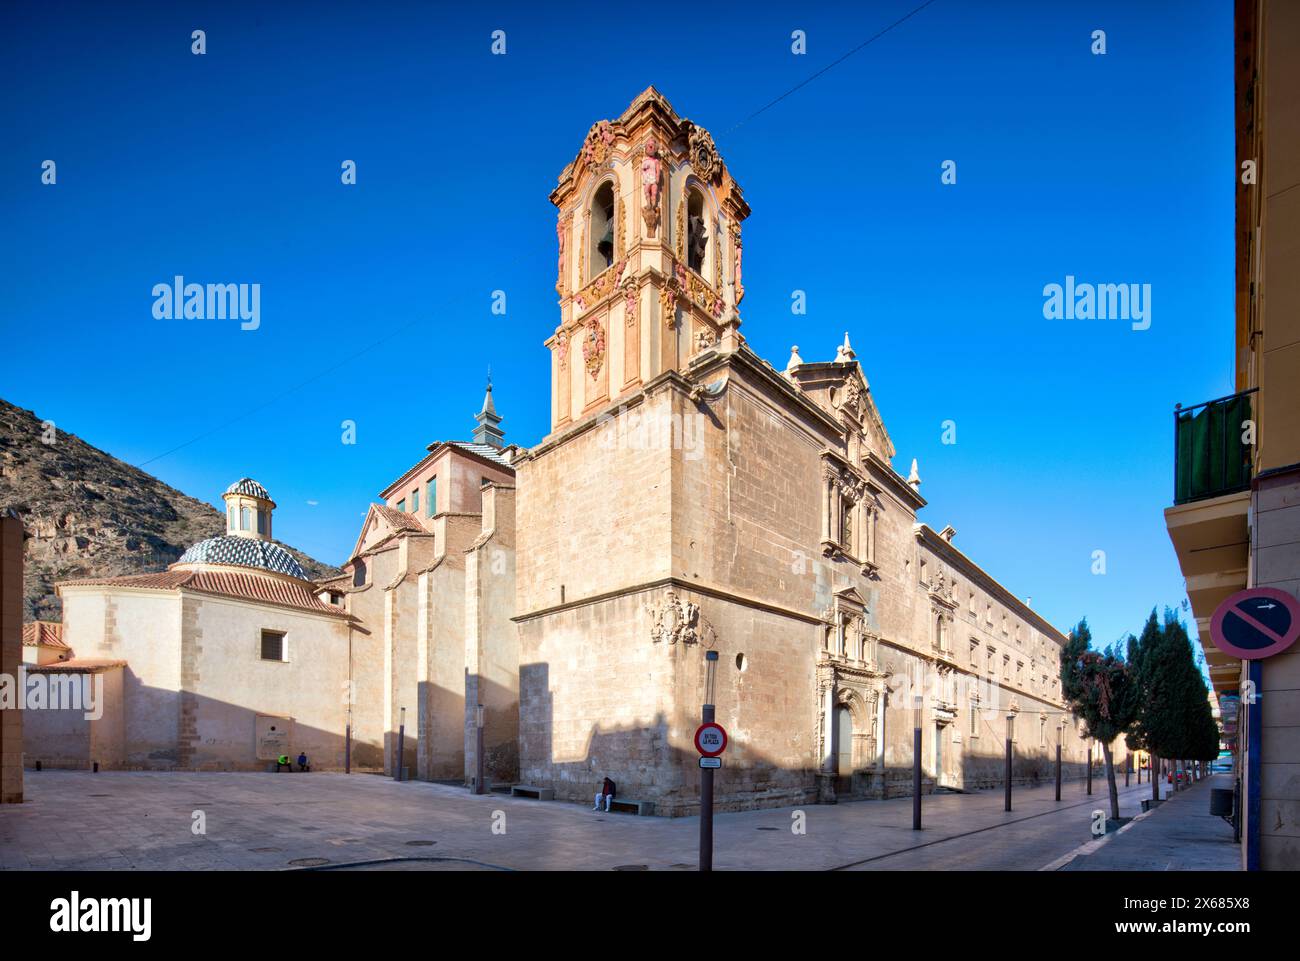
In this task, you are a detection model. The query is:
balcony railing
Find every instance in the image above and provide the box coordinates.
[1173,389,1255,505]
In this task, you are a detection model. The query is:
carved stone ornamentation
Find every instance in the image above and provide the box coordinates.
[675,198,686,261]
[581,318,606,379]
[581,119,616,168]
[555,328,569,369]
[641,138,663,237]
[623,279,639,327]
[615,192,626,260]
[684,121,722,183]
[695,326,718,352]
[659,284,680,329]
[574,257,627,310]
[649,589,700,645]
[556,216,569,297]
[730,222,744,305]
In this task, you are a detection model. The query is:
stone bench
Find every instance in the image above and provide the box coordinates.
[606,798,655,816]
[510,784,554,801]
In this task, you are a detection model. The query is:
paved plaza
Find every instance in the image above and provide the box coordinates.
[0,769,1237,871]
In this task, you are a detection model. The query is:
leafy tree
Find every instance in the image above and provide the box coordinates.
[1127,609,1219,795]
[1060,618,1140,819]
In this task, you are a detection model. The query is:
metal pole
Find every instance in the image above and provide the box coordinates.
[700,703,715,870]
[345,723,351,774]
[1086,747,1092,795]
[396,708,405,782]
[912,724,922,830]
[1055,742,1062,801]
[1152,755,1160,803]
[1004,715,1013,812]
[699,650,718,872]
[1125,751,1130,787]
[475,704,486,795]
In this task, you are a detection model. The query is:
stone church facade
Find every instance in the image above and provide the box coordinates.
[515,88,1100,815]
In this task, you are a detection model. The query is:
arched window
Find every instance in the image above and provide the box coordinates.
[687,187,707,273]
[240,506,250,531]
[589,181,615,277]
[352,559,367,588]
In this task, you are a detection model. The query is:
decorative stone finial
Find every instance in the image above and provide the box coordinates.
[786,345,803,374]
[907,458,921,491]
[836,332,856,362]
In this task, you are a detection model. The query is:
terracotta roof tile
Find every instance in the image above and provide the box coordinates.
[22,621,68,649]
[58,568,349,618]
[28,657,127,672]
[373,503,427,533]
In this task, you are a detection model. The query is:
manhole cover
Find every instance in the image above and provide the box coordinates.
[288,857,331,867]
[613,864,648,871]
[405,840,436,847]
[249,847,283,853]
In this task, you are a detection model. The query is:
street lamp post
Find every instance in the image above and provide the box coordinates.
[1086,745,1093,796]
[1004,713,1015,812]
[475,703,486,795]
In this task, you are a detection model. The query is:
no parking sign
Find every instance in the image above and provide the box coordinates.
[1210,588,1300,660]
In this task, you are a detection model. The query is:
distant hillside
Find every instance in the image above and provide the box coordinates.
[0,398,340,622]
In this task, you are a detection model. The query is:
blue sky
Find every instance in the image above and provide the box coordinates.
[1,1,1233,653]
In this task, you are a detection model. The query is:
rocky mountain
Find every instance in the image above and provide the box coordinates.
[0,398,339,622]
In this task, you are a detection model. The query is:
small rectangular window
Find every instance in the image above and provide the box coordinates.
[256,510,267,535]
[482,476,491,489]
[240,506,250,531]
[427,477,437,516]
[397,498,406,513]
[260,630,286,662]
[411,488,420,514]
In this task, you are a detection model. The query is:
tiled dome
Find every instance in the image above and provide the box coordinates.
[225,478,271,500]
[178,535,305,579]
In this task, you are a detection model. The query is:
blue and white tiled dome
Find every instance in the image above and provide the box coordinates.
[225,478,272,500]
[178,535,306,579]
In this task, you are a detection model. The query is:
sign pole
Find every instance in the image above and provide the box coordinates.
[698,651,720,873]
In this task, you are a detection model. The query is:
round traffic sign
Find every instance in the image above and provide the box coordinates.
[1210,588,1300,660]
[694,722,728,757]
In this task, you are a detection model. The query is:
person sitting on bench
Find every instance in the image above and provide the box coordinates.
[297,752,310,772]
[594,776,616,812]
[275,754,293,772]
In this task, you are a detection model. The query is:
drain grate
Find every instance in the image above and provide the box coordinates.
[405,840,436,847]
[288,857,331,867]
[613,864,648,871]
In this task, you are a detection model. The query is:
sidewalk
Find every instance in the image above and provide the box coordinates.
[1056,773,1240,871]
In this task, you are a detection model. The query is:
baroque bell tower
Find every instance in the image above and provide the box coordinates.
[547,87,751,432]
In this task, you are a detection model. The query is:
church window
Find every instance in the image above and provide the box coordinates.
[352,559,367,588]
[840,499,853,550]
[687,188,707,274]
[426,477,437,516]
[590,180,615,277]
[411,488,420,514]
[256,510,267,536]
[260,630,286,662]
[240,506,250,531]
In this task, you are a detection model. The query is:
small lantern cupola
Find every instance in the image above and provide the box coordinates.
[223,478,276,542]
[472,376,505,449]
